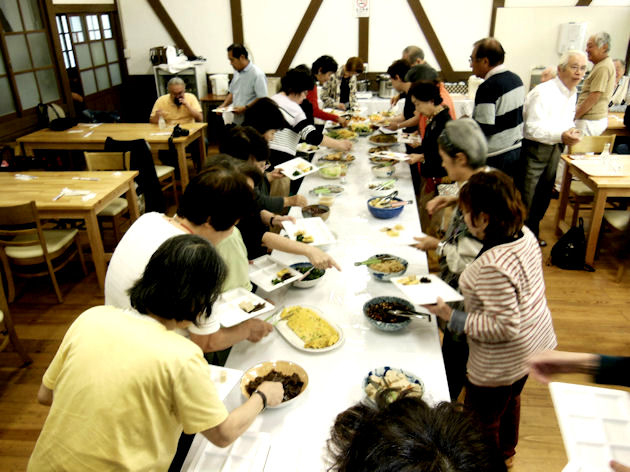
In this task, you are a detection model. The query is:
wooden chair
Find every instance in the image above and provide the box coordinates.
[601,210,630,282]
[0,269,31,366]
[84,151,132,243]
[568,135,616,227]
[0,202,87,303]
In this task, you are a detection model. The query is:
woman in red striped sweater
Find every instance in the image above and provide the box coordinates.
[425,169,557,468]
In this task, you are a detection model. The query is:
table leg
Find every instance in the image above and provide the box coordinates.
[84,210,107,290]
[197,128,207,170]
[585,190,607,265]
[126,181,140,221]
[554,163,572,236]
[177,143,189,191]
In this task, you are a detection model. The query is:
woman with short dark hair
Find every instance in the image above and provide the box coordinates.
[320,56,364,111]
[424,169,557,467]
[29,235,284,471]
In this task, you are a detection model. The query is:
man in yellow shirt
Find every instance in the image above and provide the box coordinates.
[28,235,283,471]
[150,77,202,125]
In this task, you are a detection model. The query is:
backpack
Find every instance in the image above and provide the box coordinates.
[36,102,76,131]
[550,217,595,271]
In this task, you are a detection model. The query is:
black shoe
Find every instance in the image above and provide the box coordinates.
[550,189,559,200]
[538,239,547,247]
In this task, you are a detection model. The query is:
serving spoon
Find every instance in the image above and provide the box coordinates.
[387,309,432,322]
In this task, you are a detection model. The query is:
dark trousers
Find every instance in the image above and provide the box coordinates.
[518,139,562,237]
[465,375,528,460]
[486,147,523,181]
[441,327,469,401]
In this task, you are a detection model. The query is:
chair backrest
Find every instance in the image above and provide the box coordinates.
[0,202,47,250]
[568,135,616,154]
[84,151,131,171]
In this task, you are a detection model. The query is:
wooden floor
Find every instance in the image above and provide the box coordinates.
[1,199,629,471]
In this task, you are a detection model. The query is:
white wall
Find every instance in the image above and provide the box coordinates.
[495,6,630,89]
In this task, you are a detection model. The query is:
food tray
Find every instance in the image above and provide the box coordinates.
[248,255,302,292]
[189,431,271,472]
[317,152,356,164]
[550,382,630,471]
[275,157,318,181]
[391,273,464,305]
[281,217,336,246]
[362,366,425,403]
[273,305,344,353]
[296,143,319,154]
[208,365,244,400]
[211,106,234,113]
[214,287,275,327]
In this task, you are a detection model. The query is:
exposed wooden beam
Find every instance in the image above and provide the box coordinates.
[275,0,323,76]
[576,0,592,6]
[230,0,244,45]
[53,4,117,14]
[406,0,453,76]
[358,17,369,63]
[625,38,630,78]
[489,0,505,37]
[146,0,194,58]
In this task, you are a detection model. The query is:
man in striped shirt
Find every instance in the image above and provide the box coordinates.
[471,38,525,179]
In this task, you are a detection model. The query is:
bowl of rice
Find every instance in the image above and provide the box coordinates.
[366,254,408,281]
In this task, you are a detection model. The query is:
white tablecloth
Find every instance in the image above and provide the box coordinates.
[183,137,450,472]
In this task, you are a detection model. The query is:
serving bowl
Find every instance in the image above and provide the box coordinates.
[302,204,330,221]
[366,254,408,282]
[363,296,414,331]
[290,262,326,288]
[240,360,308,408]
[367,197,405,219]
[371,165,396,179]
[368,180,397,197]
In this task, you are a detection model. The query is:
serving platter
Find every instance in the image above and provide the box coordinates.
[370,150,409,162]
[296,142,319,154]
[248,255,302,292]
[273,305,345,353]
[391,273,464,305]
[362,366,425,403]
[369,135,399,147]
[208,365,244,400]
[309,184,344,196]
[214,287,275,327]
[281,217,336,246]
[275,157,318,181]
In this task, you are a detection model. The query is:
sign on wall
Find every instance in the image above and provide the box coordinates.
[354,0,369,17]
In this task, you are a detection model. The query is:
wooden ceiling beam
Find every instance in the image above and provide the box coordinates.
[230,0,244,45]
[275,0,323,76]
[576,0,592,6]
[406,0,453,76]
[358,17,369,63]
[489,0,505,37]
[146,0,195,58]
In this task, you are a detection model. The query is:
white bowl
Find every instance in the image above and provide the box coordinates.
[371,165,396,179]
[240,360,308,408]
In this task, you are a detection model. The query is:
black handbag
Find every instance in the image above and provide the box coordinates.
[550,217,595,271]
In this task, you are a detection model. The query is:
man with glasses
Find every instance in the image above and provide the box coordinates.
[576,32,616,136]
[150,77,202,125]
[470,37,525,178]
[519,50,586,246]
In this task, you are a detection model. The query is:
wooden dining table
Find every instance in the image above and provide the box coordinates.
[16,122,207,190]
[0,171,139,291]
[554,154,630,266]
[603,112,628,137]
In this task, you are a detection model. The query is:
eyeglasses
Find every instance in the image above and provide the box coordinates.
[568,65,587,72]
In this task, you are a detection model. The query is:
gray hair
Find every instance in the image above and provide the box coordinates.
[167,77,185,89]
[558,50,587,70]
[437,118,487,169]
[403,45,424,64]
[592,32,611,51]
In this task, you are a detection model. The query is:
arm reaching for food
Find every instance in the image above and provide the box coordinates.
[426,195,457,215]
[261,232,341,270]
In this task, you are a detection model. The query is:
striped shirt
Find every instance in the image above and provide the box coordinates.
[457,227,557,387]
[473,65,525,156]
[269,93,319,157]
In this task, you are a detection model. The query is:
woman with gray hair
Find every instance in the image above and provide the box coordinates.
[413,118,487,400]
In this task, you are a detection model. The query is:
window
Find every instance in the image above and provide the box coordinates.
[0,0,61,116]
[56,12,123,98]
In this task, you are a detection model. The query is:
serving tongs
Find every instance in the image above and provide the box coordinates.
[373,179,396,191]
[378,190,398,205]
[388,308,432,322]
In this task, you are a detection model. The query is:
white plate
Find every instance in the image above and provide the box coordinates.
[275,157,318,180]
[310,184,345,196]
[369,136,399,147]
[371,150,409,162]
[377,126,398,135]
[211,106,234,113]
[550,382,630,471]
[399,133,422,145]
[374,224,421,246]
[208,365,244,400]
[391,273,464,305]
[214,287,275,327]
[189,431,271,472]
[274,305,344,353]
[281,217,336,246]
[248,255,302,292]
[296,142,319,153]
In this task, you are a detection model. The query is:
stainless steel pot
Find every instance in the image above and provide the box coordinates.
[378,74,394,98]
[357,79,370,92]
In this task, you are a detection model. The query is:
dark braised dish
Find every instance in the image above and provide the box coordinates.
[246,369,304,402]
[366,300,411,323]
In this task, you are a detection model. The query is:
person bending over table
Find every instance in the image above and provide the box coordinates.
[412,118,487,400]
[327,390,507,472]
[105,164,273,355]
[308,55,348,128]
[405,80,453,236]
[320,56,364,112]
[423,169,557,467]
[29,235,283,471]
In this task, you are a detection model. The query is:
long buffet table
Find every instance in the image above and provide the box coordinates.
[183,135,450,471]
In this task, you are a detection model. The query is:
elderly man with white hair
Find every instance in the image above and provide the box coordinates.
[519,50,586,245]
[150,77,202,125]
[575,32,616,136]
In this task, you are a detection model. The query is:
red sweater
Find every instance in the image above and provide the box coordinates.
[306,87,339,123]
